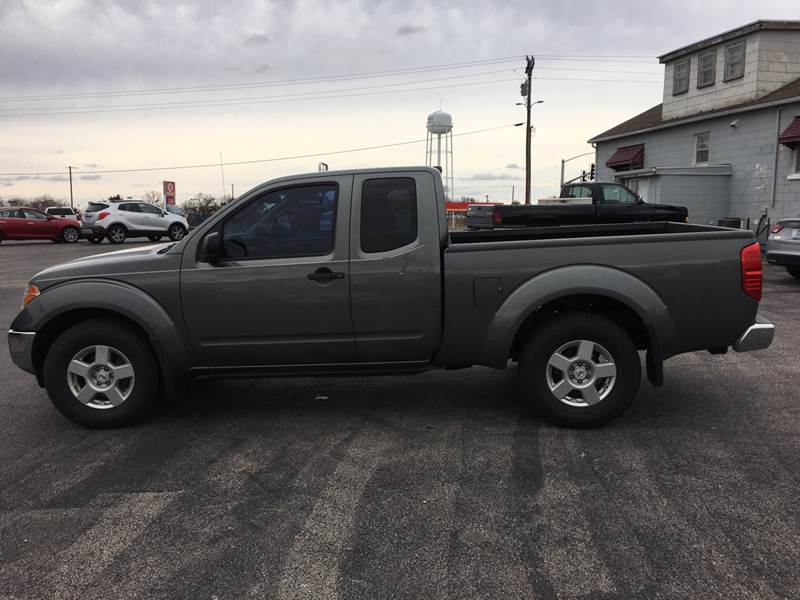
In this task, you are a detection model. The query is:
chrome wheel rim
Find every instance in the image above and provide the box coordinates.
[110,228,125,242]
[545,339,617,407]
[66,345,135,409]
[170,225,185,240]
[63,228,79,242]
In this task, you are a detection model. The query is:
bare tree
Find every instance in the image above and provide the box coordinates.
[143,190,162,204]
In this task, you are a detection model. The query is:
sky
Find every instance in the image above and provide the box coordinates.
[1,0,798,207]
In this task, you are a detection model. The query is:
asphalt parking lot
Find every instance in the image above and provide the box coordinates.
[1,239,799,600]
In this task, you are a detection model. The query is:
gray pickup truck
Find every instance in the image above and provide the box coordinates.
[8,167,773,429]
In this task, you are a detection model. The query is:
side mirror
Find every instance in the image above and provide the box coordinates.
[199,231,222,262]
[47,214,54,220]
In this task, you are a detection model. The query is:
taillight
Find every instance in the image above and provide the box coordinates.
[492,208,502,226]
[740,242,762,302]
[770,224,783,234]
[97,211,110,220]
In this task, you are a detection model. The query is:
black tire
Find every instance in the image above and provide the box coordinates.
[89,236,103,244]
[43,318,160,428]
[106,224,127,244]
[787,266,800,279]
[147,234,162,242]
[519,313,641,428]
[167,223,186,242]
[61,226,80,243]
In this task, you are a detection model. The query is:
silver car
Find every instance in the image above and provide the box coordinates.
[766,217,800,278]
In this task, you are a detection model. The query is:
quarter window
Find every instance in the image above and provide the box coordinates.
[695,132,710,164]
[697,50,716,88]
[724,41,745,81]
[221,184,337,259]
[361,178,418,253]
[673,59,690,95]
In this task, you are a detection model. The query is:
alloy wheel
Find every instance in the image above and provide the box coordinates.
[545,339,617,407]
[66,345,135,409]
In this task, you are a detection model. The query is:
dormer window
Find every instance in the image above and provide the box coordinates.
[697,50,716,88]
[673,59,690,95]
[724,41,746,81]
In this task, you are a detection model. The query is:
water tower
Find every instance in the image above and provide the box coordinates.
[425,110,454,200]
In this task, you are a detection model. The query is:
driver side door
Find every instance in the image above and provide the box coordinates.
[180,176,355,367]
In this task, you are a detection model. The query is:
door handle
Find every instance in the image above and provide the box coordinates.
[307,267,345,282]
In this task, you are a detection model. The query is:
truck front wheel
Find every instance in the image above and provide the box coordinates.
[519,313,641,428]
[43,318,160,428]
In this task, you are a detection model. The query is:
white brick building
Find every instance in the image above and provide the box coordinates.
[590,20,800,229]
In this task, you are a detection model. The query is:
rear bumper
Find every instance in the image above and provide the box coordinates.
[766,251,800,266]
[732,317,774,352]
[8,329,36,374]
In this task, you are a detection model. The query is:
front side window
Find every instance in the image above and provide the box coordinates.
[724,41,745,81]
[222,184,337,259]
[695,132,710,164]
[47,207,72,216]
[673,59,690,95]
[361,178,418,253]
[601,184,638,204]
[697,50,716,88]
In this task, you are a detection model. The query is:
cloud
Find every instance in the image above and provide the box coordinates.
[80,174,102,180]
[243,33,270,47]
[505,163,521,169]
[0,174,68,182]
[460,173,522,181]
[254,63,270,74]
[83,163,101,168]
[0,181,13,187]
[396,24,426,36]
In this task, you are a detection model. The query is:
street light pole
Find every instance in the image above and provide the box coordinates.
[559,151,596,185]
[67,166,75,210]
[523,56,534,205]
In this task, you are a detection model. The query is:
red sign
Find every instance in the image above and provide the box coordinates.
[163,181,175,195]
[165,195,176,205]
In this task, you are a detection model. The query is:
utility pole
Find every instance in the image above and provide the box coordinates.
[523,55,535,205]
[67,166,74,210]
[231,184,234,201]
[511,185,515,203]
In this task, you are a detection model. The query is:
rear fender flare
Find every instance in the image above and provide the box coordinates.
[481,265,678,368]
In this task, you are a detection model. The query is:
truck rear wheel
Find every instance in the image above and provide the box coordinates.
[519,313,641,428]
[43,318,160,428]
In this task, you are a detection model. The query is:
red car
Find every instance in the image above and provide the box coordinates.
[0,207,81,243]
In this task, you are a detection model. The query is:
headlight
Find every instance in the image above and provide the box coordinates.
[22,283,40,307]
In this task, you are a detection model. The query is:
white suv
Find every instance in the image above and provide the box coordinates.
[82,201,189,244]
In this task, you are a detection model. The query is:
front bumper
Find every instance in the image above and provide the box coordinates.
[732,317,775,352]
[8,329,36,374]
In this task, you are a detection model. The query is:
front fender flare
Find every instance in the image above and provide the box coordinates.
[481,265,678,368]
[11,279,188,397]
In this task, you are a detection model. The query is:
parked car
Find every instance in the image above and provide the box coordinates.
[44,206,80,220]
[766,217,800,278]
[0,207,80,243]
[466,182,688,229]
[81,201,189,244]
[8,167,773,429]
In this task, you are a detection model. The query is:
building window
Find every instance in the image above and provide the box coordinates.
[673,59,690,95]
[794,147,800,174]
[724,41,745,81]
[694,132,710,164]
[697,50,716,88]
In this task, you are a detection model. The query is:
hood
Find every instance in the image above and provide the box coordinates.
[31,243,182,290]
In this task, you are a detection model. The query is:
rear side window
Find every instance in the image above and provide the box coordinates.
[601,184,638,204]
[47,207,73,216]
[119,203,140,212]
[86,203,109,213]
[361,178,418,253]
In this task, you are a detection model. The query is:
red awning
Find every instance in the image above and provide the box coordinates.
[778,116,800,146]
[605,144,644,170]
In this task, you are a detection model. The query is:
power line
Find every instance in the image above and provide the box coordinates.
[0,54,656,103]
[0,67,662,115]
[0,75,661,118]
[0,123,522,177]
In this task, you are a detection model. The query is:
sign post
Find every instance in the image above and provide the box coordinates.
[163,181,176,205]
